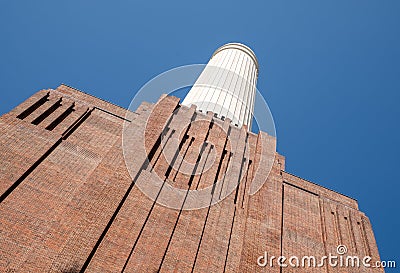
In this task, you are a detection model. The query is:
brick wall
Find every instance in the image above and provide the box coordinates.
[0,85,382,272]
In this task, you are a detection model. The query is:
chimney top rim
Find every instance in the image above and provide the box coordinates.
[212,42,259,71]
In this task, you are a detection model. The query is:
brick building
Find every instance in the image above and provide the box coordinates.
[0,44,382,273]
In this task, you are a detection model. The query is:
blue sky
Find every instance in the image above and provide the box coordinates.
[1,0,399,266]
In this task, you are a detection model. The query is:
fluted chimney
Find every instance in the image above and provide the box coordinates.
[182,43,258,129]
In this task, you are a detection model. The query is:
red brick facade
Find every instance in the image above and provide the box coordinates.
[0,85,382,272]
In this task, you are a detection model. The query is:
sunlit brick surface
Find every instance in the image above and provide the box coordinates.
[0,85,382,272]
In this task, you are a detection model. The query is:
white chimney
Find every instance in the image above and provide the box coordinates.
[182,43,258,129]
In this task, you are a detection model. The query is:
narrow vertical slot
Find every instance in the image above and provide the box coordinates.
[17,93,49,120]
[241,159,252,208]
[31,99,62,125]
[46,104,75,131]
